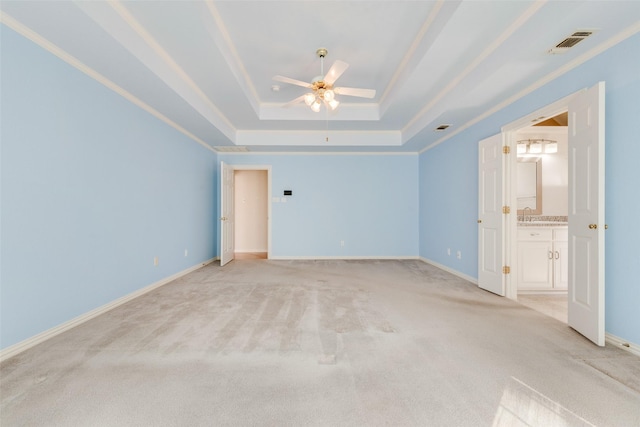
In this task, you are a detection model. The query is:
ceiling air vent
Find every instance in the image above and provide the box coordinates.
[214,146,249,152]
[549,30,596,54]
[435,124,451,131]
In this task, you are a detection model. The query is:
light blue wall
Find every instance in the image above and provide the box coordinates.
[219,154,419,258]
[0,26,218,350]
[419,34,640,345]
[419,135,479,275]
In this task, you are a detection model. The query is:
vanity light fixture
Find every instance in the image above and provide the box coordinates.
[529,141,543,154]
[517,142,527,154]
[545,141,558,153]
[517,139,558,156]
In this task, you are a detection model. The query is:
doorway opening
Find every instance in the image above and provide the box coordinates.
[513,112,569,323]
[219,162,272,266]
[234,169,269,260]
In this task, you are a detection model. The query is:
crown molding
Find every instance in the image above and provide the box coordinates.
[0,11,217,154]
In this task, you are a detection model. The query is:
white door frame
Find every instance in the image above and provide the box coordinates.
[227,164,272,259]
[501,93,576,300]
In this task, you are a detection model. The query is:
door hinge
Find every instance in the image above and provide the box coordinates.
[503,266,511,274]
[503,146,510,154]
[502,206,511,214]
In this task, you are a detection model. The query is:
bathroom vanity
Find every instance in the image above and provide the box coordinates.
[517,222,568,292]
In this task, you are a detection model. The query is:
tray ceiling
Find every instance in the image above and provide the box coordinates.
[1,1,639,152]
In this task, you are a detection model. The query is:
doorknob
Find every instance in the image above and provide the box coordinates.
[588,223,598,229]
[477,219,482,223]
[220,217,227,221]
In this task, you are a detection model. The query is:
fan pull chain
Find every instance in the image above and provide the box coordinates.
[326,105,329,142]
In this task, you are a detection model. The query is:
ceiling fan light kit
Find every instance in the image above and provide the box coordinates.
[273,48,375,113]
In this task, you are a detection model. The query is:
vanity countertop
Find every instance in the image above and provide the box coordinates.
[518,221,568,227]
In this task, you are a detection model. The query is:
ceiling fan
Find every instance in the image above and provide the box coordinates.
[273,48,376,112]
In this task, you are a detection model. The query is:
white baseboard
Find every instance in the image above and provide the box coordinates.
[0,258,215,363]
[419,257,478,284]
[605,332,640,357]
[268,255,420,261]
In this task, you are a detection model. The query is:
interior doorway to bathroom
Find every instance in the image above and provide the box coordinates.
[513,113,569,324]
[476,83,605,344]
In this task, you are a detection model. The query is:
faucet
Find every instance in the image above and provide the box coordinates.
[522,207,532,222]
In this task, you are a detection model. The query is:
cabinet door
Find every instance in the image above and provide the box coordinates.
[517,241,553,289]
[554,240,569,290]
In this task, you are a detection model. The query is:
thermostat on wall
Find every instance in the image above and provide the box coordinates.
[284,190,292,196]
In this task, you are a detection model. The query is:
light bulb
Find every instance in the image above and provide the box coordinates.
[328,99,340,110]
[529,142,542,154]
[517,143,527,155]
[311,100,321,112]
[324,89,335,102]
[545,142,558,153]
[304,93,316,106]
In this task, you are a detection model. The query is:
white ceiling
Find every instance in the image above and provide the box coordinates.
[2,1,639,153]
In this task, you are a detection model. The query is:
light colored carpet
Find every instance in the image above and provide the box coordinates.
[518,293,568,324]
[2,260,639,426]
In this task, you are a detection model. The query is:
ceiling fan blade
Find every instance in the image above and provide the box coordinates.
[273,75,312,89]
[334,87,376,99]
[282,95,306,108]
[323,60,349,86]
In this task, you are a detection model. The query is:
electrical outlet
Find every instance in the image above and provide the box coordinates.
[456,251,462,260]
[184,249,188,257]
[340,240,345,247]
[154,256,159,266]
[447,248,451,256]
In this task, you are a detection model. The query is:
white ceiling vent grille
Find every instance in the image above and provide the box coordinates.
[549,30,596,54]
[214,146,249,152]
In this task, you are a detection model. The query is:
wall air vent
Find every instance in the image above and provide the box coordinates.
[214,146,249,152]
[548,30,596,54]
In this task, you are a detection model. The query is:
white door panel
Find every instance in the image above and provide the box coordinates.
[478,134,505,296]
[220,162,235,266]
[567,82,605,346]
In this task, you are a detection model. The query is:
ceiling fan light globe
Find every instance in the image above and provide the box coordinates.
[328,99,339,110]
[311,100,322,112]
[304,93,316,106]
[324,89,335,102]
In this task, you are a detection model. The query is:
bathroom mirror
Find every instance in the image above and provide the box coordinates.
[517,157,542,215]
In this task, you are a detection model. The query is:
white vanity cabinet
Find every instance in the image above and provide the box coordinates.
[552,228,568,289]
[517,227,568,291]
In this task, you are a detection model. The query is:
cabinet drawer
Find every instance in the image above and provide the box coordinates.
[554,228,568,241]
[517,228,552,241]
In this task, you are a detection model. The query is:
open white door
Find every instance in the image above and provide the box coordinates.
[567,82,605,346]
[478,134,505,296]
[220,161,235,266]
